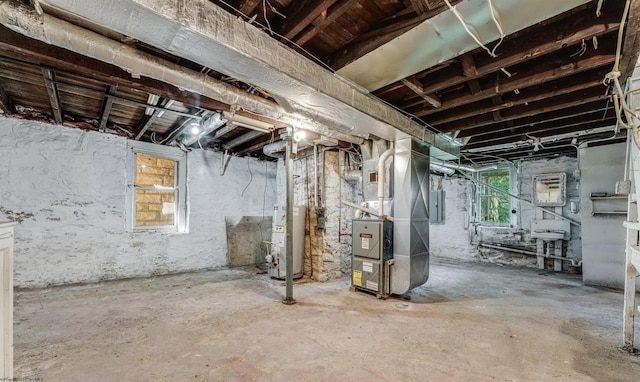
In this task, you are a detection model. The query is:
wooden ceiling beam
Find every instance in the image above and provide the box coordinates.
[466,113,617,148]
[401,13,620,104]
[294,0,360,46]
[427,73,606,126]
[329,0,462,69]
[414,53,615,117]
[0,83,12,115]
[41,68,63,124]
[458,100,610,139]
[238,0,261,17]
[618,0,640,81]
[279,0,339,41]
[98,84,117,132]
[0,27,229,114]
[400,76,441,108]
[438,89,608,133]
[134,97,171,140]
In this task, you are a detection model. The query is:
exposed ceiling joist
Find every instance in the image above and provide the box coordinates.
[0,83,11,114]
[400,76,441,108]
[98,84,117,132]
[439,90,607,133]
[293,0,360,46]
[41,68,62,124]
[0,27,230,114]
[428,73,607,126]
[415,52,615,117]
[238,0,260,17]
[279,0,339,41]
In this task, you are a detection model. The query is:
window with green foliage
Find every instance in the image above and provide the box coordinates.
[479,170,511,224]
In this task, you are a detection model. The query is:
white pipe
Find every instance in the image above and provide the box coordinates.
[342,200,393,222]
[343,169,362,182]
[430,163,455,175]
[378,145,394,217]
[313,144,319,208]
[479,242,582,266]
[263,140,286,159]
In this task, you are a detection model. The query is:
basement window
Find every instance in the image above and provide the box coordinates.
[126,142,187,232]
[478,170,512,225]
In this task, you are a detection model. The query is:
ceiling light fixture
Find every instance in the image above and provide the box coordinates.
[293,130,306,142]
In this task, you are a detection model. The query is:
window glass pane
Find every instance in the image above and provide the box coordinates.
[136,153,175,187]
[135,190,176,227]
[479,171,510,224]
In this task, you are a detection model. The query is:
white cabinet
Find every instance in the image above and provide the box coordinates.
[0,222,14,380]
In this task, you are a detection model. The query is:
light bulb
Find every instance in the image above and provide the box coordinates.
[190,126,201,135]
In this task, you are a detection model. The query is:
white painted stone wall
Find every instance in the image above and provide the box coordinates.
[276,149,357,281]
[0,117,276,287]
[430,156,580,268]
[429,175,478,260]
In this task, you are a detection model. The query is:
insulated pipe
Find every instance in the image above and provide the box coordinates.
[341,200,394,222]
[263,140,286,159]
[430,163,455,175]
[0,1,365,144]
[313,144,319,208]
[343,169,362,182]
[378,145,394,217]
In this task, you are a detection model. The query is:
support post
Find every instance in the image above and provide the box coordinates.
[283,128,296,305]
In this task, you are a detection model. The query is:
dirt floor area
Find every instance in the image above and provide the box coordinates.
[12,258,640,381]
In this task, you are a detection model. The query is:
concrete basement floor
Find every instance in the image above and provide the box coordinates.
[13,258,640,381]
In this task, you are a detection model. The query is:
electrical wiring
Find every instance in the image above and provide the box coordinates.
[216,0,446,137]
[604,0,640,149]
[241,158,254,197]
[444,0,497,58]
[487,0,505,57]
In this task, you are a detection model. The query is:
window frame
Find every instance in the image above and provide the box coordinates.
[475,167,517,227]
[126,142,187,233]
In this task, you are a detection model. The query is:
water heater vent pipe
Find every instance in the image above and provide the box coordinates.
[378,144,394,217]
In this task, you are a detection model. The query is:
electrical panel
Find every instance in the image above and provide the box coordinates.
[351,219,393,299]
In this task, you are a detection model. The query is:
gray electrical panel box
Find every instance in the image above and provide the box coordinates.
[430,190,443,223]
[351,219,393,299]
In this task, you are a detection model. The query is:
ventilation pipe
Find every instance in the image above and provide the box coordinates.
[343,170,362,182]
[263,140,287,159]
[391,136,430,295]
[0,0,366,144]
[430,163,455,175]
[180,112,225,147]
[377,145,394,218]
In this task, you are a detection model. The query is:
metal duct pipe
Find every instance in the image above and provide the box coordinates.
[341,200,394,222]
[391,136,430,295]
[430,163,455,175]
[343,169,362,182]
[0,0,365,144]
[181,112,225,147]
[378,145,394,217]
[430,158,498,173]
[263,140,287,159]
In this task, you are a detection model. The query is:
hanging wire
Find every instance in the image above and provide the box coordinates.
[216,0,446,135]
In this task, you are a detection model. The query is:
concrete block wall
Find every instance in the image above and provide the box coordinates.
[0,117,276,287]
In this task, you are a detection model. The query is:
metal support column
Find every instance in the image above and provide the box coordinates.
[283,128,296,305]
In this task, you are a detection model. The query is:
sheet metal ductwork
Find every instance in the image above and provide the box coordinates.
[390,136,430,295]
[337,0,591,91]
